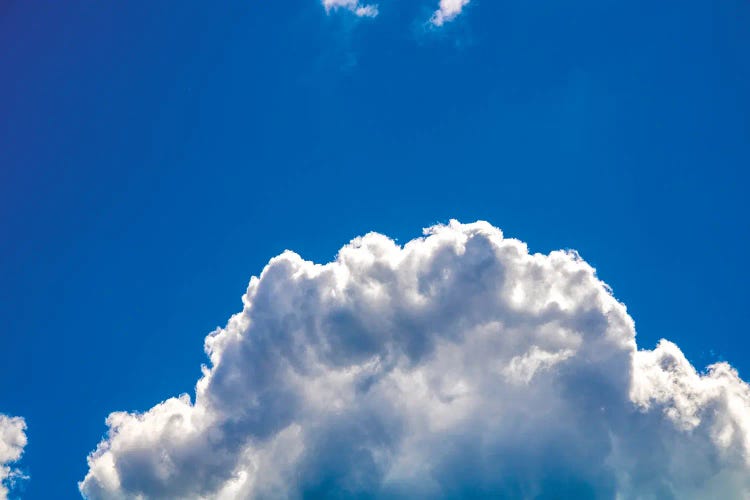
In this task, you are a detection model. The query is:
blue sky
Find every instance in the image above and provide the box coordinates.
[1,0,749,498]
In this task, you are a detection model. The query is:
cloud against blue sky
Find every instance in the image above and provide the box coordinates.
[430,0,471,26]
[0,0,748,496]
[322,0,379,18]
[320,0,472,24]
[79,221,750,499]
[0,414,27,500]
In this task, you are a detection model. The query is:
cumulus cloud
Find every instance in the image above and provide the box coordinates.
[430,0,470,26]
[0,414,27,500]
[80,221,750,499]
[322,0,379,18]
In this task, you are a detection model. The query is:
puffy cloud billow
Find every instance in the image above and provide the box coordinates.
[0,414,27,500]
[80,221,750,499]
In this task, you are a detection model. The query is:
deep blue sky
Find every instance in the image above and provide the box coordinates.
[1,0,748,497]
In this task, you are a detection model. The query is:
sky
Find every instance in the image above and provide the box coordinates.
[1,0,749,498]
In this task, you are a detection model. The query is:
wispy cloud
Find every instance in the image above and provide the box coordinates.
[321,0,472,26]
[430,0,471,26]
[323,0,379,18]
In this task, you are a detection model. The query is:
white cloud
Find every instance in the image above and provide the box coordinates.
[430,0,471,26]
[80,220,750,499]
[322,0,379,18]
[0,415,27,500]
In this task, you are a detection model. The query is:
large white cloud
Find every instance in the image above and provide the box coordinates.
[429,0,470,26]
[80,221,750,499]
[322,0,379,18]
[0,414,27,500]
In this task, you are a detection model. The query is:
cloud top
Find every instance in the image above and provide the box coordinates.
[80,221,750,499]
[0,415,27,500]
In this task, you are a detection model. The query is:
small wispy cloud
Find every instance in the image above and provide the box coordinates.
[322,0,379,18]
[430,0,471,26]
[321,0,473,26]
